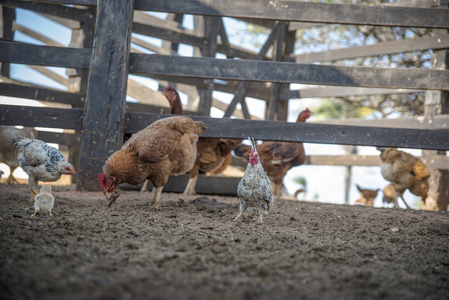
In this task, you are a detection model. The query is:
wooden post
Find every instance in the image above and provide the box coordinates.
[0,5,15,77]
[198,16,220,116]
[422,48,449,211]
[267,22,286,121]
[66,7,95,179]
[76,0,135,191]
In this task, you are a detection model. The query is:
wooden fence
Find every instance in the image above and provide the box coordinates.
[0,0,448,209]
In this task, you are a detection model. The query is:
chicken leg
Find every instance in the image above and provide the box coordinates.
[30,209,39,218]
[149,186,163,210]
[140,179,149,193]
[183,176,198,195]
[29,190,38,204]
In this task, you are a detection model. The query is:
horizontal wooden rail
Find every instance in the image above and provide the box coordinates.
[0,41,91,69]
[2,105,449,150]
[134,0,449,29]
[130,54,449,91]
[4,43,448,91]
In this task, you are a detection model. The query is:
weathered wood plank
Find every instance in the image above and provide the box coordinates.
[121,174,242,196]
[3,0,94,22]
[21,0,97,5]
[124,113,449,150]
[0,41,91,69]
[36,130,82,146]
[316,115,449,130]
[0,82,84,106]
[2,106,449,150]
[134,0,449,29]
[13,23,64,47]
[0,105,84,129]
[293,35,449,63]
[281,86,422,100]
[133,22,208,49]
[77,0,135,191]
[130,54,449,91]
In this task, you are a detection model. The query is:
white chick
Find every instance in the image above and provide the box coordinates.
[30,184,55,218]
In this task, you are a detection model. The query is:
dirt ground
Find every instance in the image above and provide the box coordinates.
[1,183,448,300]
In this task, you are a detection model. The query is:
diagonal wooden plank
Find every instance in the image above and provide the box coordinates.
[223,22,282,117]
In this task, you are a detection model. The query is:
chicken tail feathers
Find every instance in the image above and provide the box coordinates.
[12,137,31,150]
[195,121,207,135]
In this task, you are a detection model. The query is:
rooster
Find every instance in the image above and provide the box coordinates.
[12,137,76,202]
[235,137,274,223]
[378,147,430,209]
[156,86,240,196]
[99,116,206,209]
[0,126,35,184]
[233,108,311,199]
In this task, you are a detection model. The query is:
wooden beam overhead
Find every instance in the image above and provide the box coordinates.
[3,105,449,150]
[130,54,449,91]
[3,0,94,22]
[134,0,449,29]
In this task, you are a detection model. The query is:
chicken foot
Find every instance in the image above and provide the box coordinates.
[107,191,120,207]
[148,186,163,210]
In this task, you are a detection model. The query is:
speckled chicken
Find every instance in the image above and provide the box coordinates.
[233,108,311,199]
[99,116,206,209]
[0,126,35,184]
[235,137,274,223]
[12,137,76,202]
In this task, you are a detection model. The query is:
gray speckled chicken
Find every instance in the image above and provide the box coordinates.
[235,138,274,223]
[12,137,76,203]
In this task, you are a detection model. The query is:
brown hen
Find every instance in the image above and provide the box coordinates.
[99,116,206,208]
[378,148,430,209]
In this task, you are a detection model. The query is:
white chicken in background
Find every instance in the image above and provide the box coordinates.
[235,137,274,223]
[30,184,55,218]
[0,126,35,184]
[12,137,76,202]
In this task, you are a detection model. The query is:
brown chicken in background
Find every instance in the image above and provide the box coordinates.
[184,138,241,195]
[233,108,311,199]
[378,147,430,209]
[99,116,206,209]
[354,184,379,206]
[158,86,241,195]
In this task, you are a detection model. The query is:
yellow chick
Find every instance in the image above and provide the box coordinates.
[30,184,55,218]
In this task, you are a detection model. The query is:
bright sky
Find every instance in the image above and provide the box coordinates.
[0,8,424,208]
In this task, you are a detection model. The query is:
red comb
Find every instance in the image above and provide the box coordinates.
[97,173,105,188]
[165,85,173,91]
